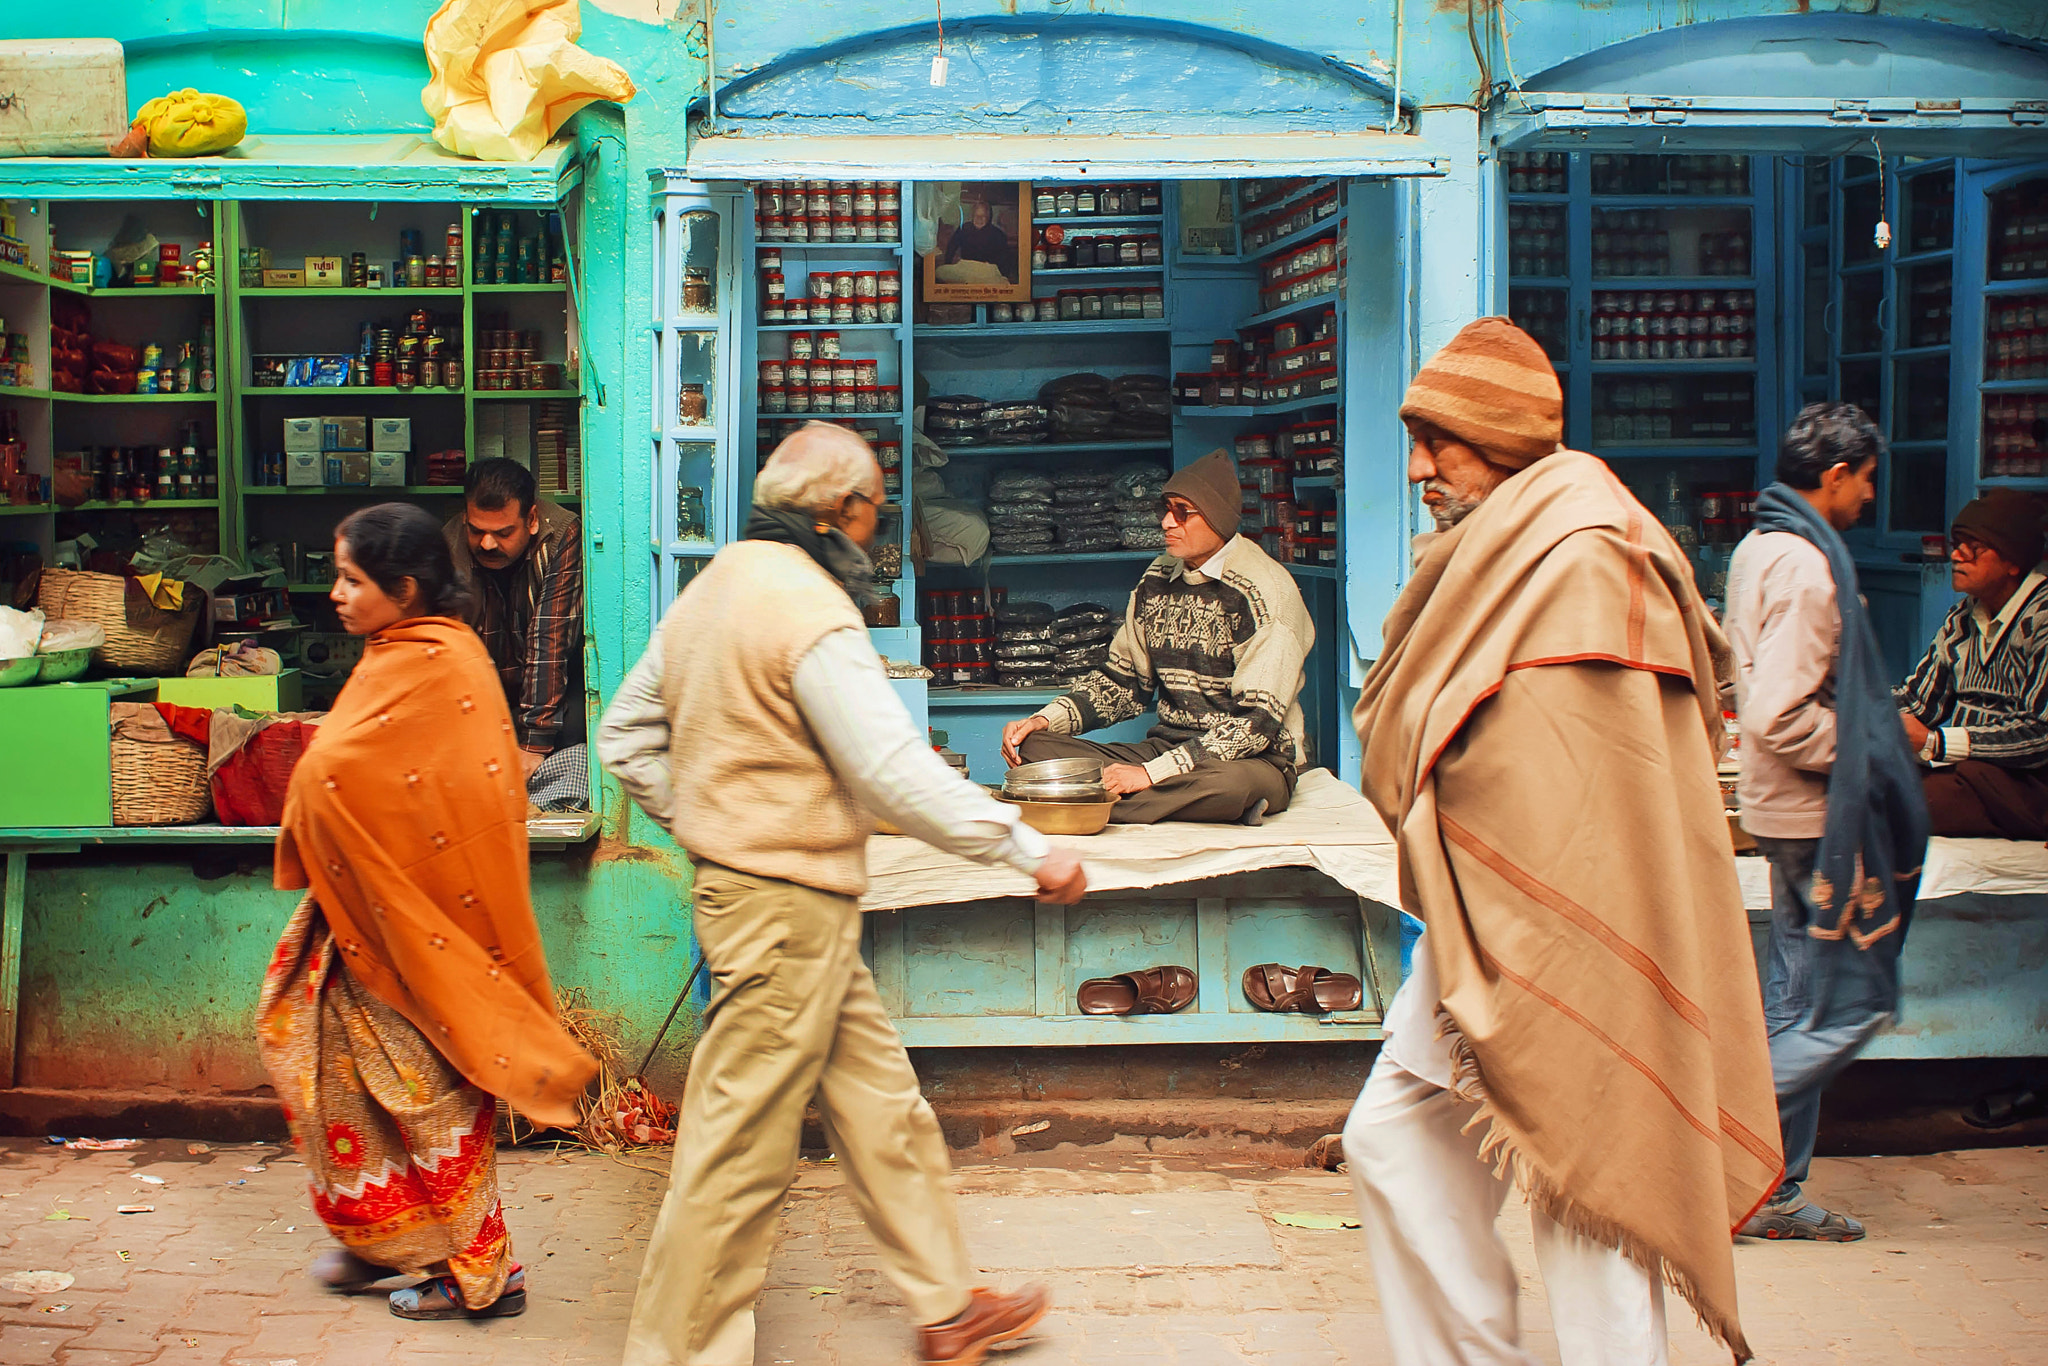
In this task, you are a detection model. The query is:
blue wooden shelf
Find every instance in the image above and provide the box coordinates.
[928,687,1067,709]
[1176,394,1339,418]
[917,321,1172,338]
[934,440,1171,458]
[1293,476,1337,489]
[758,322,901,332]
[1030,265,1167,279]
[1288,563,1339,580]
[1979,378,2048,392]
[1590,359,1757,372]
[1588,276,1757,291]
[987,550,1159,565]
[1237,292,1339,332]
[768,241,906,252]
[1246,214,1345,267]
[1983,276,2048,296]
[1033,214,1164,229]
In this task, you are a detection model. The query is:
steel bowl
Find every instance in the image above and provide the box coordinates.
[1005,756,1103,785]
[998,795,1118,836]
[35,648,90,683]
[0,657,38,688]
[1003,778,1109,802]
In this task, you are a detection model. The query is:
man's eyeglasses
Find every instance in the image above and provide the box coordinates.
[1157,498,1199,526]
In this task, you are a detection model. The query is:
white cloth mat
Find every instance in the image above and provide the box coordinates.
[1736,835,2048,909]
[861,767,1397,912]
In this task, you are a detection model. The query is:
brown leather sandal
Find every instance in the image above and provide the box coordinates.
[1075,965,1197,1016]
[1241,963,1364,1014]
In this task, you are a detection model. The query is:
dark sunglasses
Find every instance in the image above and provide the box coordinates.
[1157,497,1200,526]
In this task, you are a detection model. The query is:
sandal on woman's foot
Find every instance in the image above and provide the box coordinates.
[309,1248,387,1293]
[390,1268,527,1320]
[1739,1200,1864,1242]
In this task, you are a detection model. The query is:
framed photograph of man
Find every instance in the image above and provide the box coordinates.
[923,182,1033,302]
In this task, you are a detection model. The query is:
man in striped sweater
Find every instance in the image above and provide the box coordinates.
[1898,488,2048,839]
[1000,449,1314,825]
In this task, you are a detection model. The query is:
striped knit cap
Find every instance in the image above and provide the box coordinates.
[1398,317,1563,469]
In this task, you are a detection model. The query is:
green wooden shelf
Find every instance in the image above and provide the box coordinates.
[472,282,570,293]
[238,286,466,299]
[243,485,463,497]
[0,503,53,517]
[242,386,468,397]
[474,389,581,399]
[67,499,221,510]
[51,392,218,404]
[0,261,217,298]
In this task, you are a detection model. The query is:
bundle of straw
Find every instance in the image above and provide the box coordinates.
[502,987,678,1151]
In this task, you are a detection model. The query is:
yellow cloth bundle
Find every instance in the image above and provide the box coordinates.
[131,90,247,158]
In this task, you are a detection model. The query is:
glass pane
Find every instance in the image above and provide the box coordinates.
[1590,374,1755,448]
[1902,264,1953,348]
[1803,157,1832,228]
[1588,154,1748,197]
[1844,155,1879,181]
[1589,288,1755,363]
[1509,286,1569,362]
[1843,179,1882,265]
[1841,271,1884,355]
[1983,391,2048,478]
[673,441,714,542]
[1802,243,1830,375]
[1504,151,1569,195]
[1506,203,1567,279]
[1988,177,2048,282]
[1985,289,2048,382]
[1840,359,1881,428]
[1895,357,1950,442]
[1591,206,1750,280]
[1890,449,1947,534]
[677,209,720,317]
[677,331,716,429]
[1905,166,1955,254]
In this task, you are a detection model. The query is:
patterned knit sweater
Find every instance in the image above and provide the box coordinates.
[1034,536,1314,783]
[1896,570,2048,767]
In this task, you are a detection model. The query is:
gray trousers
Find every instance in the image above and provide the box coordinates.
[1018,731,1294,824]
[1755,835,1904,1205]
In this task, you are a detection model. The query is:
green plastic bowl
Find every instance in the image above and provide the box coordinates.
[0,657,38,688]
[35,648,91,683]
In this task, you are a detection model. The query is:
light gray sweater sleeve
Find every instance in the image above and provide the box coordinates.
[595,640,674,827]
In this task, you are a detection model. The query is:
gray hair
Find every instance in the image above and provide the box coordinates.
[753,422,882,515]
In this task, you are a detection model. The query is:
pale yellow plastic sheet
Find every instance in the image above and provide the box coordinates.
[422,0,636,163]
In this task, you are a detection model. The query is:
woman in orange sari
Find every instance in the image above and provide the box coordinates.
[257,503,597,1320]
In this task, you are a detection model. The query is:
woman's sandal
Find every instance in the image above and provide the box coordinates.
[309,1248,387,1293]
[1962,1087,2044,1130]
[390,1267,527,1320]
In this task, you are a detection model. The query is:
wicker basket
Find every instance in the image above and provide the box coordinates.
[38,568,200,676]
[110,725,212,827]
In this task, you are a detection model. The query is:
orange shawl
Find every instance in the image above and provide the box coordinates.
[1355,451,1780,1361]
[276,616,595,1128]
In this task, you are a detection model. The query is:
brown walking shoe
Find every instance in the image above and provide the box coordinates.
[919,1284,1051,1365]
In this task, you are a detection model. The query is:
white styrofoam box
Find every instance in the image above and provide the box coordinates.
[282,417,322,452]
[502,402,533,469]
[474,403,507,461]
[284,451,323,486]
[370,416,411,452]
[369,451,406,486]
[0,40,126,157]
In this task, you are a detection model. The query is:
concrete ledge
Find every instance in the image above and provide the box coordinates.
[0,1087,289,1143]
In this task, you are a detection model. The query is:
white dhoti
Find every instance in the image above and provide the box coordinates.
[1343,934,1670,1366]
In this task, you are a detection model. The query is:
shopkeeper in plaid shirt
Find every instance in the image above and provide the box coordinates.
[444,457,588,810]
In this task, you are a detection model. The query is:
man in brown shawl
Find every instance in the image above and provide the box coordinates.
[1342,318,1782,1364]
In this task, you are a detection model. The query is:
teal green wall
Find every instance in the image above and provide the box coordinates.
[8,1,2048,1091]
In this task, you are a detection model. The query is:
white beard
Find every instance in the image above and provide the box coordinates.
[1425,481,1485,529]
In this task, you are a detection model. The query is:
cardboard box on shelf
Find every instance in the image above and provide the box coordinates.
[370,416,411,452]
[369,450,407,486]
[304,256,345,286]
[285,450,323,486]
[282,416,322,452]
[339,451,371,486]
[322,416,368,452]
[474,404,506,461]
[261,269,306,288]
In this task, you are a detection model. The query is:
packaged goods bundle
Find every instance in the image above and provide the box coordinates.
[987,469,1057,554]
[926,394,987,446]
[993,599,1062,688]
[977,401,1051,446]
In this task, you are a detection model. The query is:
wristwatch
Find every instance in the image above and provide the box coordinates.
[1918,729,1944,764]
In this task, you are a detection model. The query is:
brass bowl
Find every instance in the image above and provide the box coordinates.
[997,794,1118,836]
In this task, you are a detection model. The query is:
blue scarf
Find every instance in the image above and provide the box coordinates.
[1750,484,1927,984]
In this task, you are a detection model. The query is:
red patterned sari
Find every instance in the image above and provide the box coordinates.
[256,617,595,1309]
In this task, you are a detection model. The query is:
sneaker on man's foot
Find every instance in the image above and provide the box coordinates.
[1740,1199,1865,1242]
[920,1285,1050,1366]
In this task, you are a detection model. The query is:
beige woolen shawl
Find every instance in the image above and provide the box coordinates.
[1355,449,1781,1361]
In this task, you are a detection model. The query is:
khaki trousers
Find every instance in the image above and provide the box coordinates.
[622,863,973,1366]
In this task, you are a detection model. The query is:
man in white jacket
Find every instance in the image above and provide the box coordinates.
[1724,402,1884,1243]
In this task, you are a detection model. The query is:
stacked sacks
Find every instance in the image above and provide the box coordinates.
[1052,602,1118,683]
[977,401,1051,446]
[1110,461,1170,550]
[1040,372,1172,444]
[1050,468,1121,552]
[926,394,987,447]
[992,600,1061,690]
[987,468,1055,556]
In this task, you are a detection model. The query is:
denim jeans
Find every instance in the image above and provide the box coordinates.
[1755,835,1906,1206]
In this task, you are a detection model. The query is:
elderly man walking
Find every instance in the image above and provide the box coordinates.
[599,422,1083,1366]
[1343,319,1782,1364]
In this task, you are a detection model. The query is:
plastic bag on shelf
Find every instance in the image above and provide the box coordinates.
[994,641,1058,661]
[988,470,1055,502]
[1054,603,1116,628]
[423,0,637,162]
[994,600,1056,627]
[1120,526,1169,550]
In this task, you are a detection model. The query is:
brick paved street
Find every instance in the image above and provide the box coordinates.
[0,1136,2043,1364]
